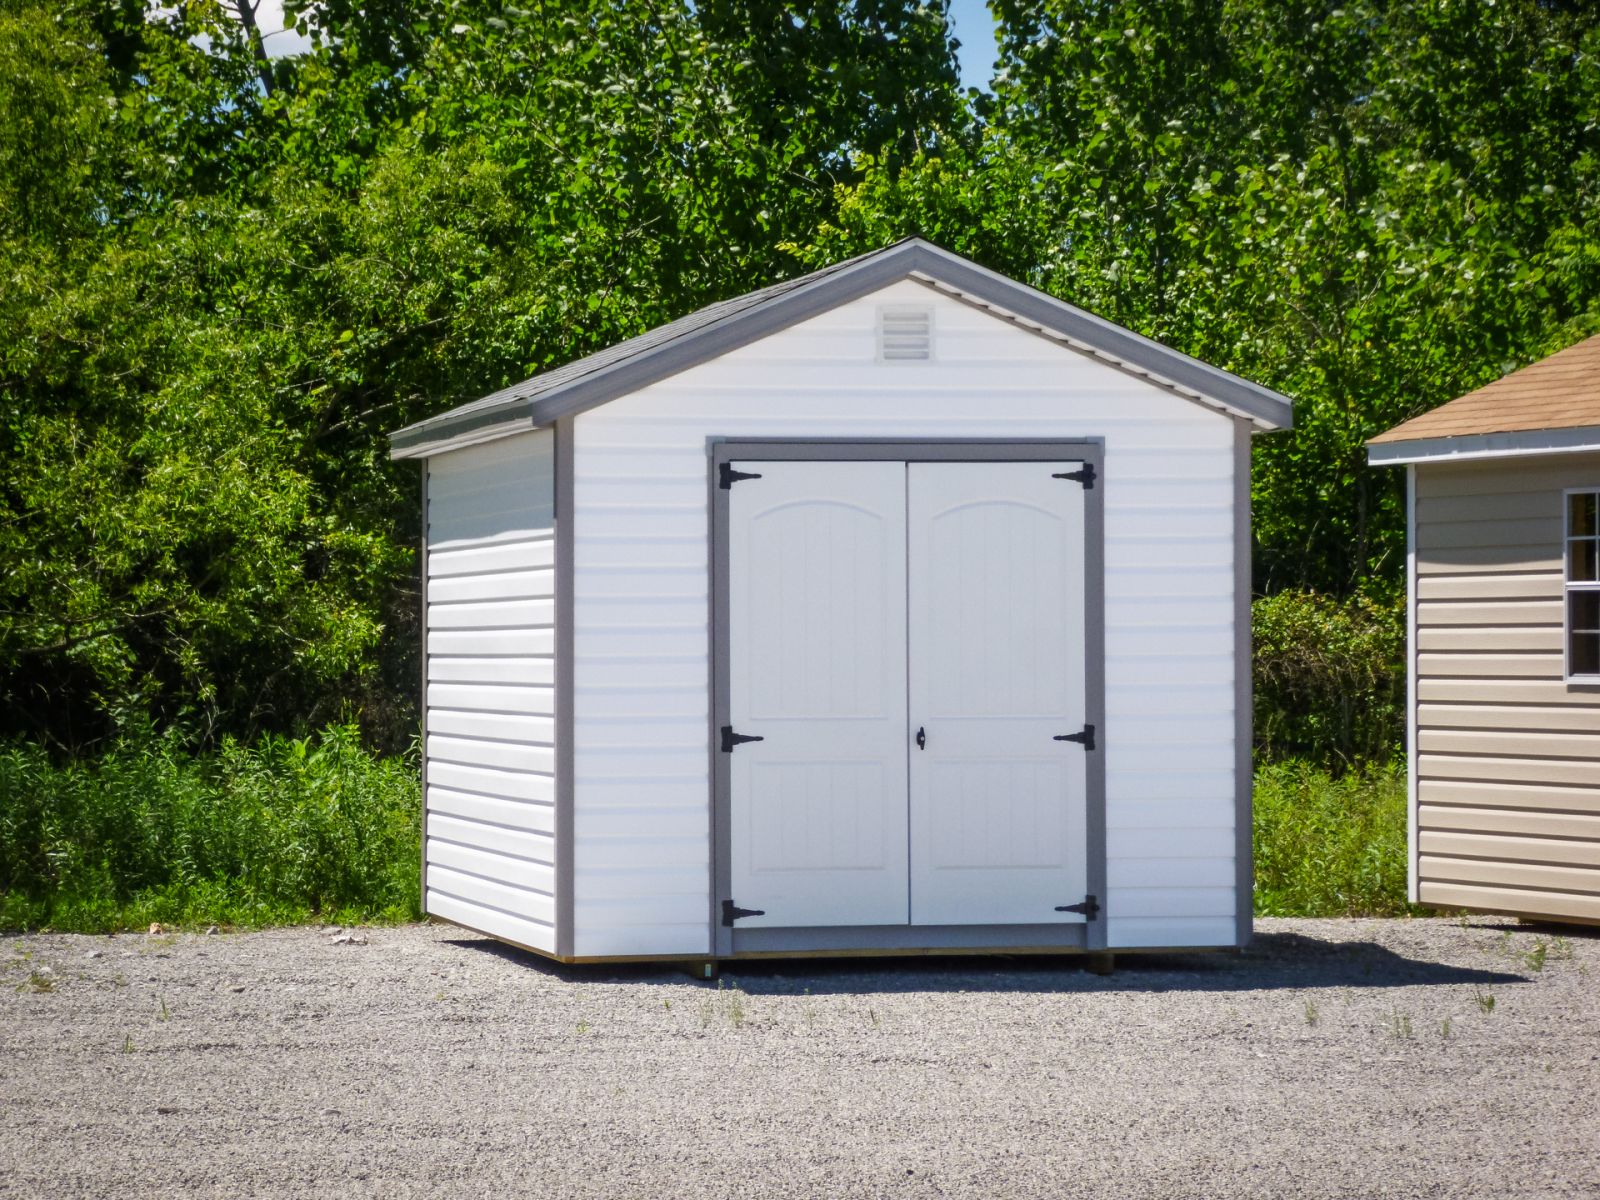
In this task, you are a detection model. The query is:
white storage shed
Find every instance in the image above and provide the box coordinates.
[389,239,1293,965]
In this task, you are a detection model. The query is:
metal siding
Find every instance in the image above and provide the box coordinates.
[1412,455,1600,922]
[423,429,559,953]
[570,281,1240,956]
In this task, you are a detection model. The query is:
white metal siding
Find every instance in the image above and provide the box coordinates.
[571,279,1240,956]
[425,431,558,952]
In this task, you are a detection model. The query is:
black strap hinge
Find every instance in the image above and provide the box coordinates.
[720,725,764,753]
[721,898,765,926]
[1052,464,1095,489]
[1054,724,1096,751]
[719,463,762,489]
[1055,894,1100,919]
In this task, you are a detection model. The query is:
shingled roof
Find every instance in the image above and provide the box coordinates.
[1370,334,1600,446]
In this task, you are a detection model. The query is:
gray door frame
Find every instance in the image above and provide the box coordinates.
[707,438,1108,958]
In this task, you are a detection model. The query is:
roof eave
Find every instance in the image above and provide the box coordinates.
[1367,423,1600,466]
[389,238,1294,461]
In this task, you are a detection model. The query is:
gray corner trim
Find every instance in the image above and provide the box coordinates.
[1405,464,1419,905]
[554,417,577,958]
[1233,417,1254,949]
[708,438,1108,955]
[1367,424,1600,466]
[419,463,431,918]
[388,240,1293,458]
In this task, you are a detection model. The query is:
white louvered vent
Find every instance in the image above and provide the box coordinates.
[878,305,933,361]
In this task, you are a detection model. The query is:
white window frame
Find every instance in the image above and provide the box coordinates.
[1562,487,1600,682]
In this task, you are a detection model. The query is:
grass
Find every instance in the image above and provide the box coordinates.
[0,724,420,932]
[1253,758,1423,917]
[3,726,1417,930]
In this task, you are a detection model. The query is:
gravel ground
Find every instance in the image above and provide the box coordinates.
[1,917,1596,1199]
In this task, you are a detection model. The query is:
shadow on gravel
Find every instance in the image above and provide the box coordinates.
[445,932,1529,995]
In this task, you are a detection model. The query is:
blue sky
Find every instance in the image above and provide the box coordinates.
[946,0,1002,91]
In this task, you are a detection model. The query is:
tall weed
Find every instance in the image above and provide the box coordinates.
[1254,759,1421,917]
[0,725,419,931]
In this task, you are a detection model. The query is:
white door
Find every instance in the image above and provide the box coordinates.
[907,462,1089,925]
[727,461,910,927]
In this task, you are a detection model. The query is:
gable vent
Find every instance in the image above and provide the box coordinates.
[878,305,933,361]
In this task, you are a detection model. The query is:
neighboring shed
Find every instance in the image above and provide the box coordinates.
[1370,333,1600,926]
[389,238,1293,965]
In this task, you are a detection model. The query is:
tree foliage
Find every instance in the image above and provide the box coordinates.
[2,0,1599,756]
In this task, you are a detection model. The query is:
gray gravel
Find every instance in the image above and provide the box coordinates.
[2,917,1597,1199]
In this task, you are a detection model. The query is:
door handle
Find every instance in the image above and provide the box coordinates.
[915,726,926,750]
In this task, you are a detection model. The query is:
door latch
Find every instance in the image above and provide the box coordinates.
[1055,895,1100,919]
[721,899,766,926]
[1053,724,1096,751]
[915,726,926,750]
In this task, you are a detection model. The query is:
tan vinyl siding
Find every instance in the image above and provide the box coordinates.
[1413,454,1600,923]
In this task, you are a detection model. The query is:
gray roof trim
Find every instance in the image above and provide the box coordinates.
[390,239,1292,459]
[1367,423,1600,466]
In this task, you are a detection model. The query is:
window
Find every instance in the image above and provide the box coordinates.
[1566,491,1600,678]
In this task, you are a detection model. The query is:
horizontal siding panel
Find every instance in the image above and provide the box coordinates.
[576,629,708,660]
[427,786,555,833]
[427,733,555,774]
[427,569,554,604]
[428,838,555,890]
[1106,683,1232,718]
[1419,753,1600,788]
[429,657,555,685]
[1418,652,1560,678]
[427,761,554,803]
[425,891,555,953]
[429,516,556,551]
[1109,655,1232,687]
[1419,828,1600,867]
[1417,518,1558,551]
[1416,492,1559,524]
[575,889,709,926]
[1417,454,1600,500]
[1416,572,1561,601]
[429,628,555,657]
[428,537,554,578]
[1106,567,1232,600]
[576,565,707,600]
[1417,626,1562,653]
[573,924,709,958]
[576,686,706,719]
[1105,629,1232,659]
[1106,886,1234,919]
[1420,804,1600,840]
[1418,678,1600,705]
[575,835,707,871]
[426,863,555,925]
[1419,703,1600,733]
[428,708,554,744]
[1107,742,1234,773]
[1107,858,1235,888]
[1416,880,1600,922]
[1105,538,1230,569]
[427,682,555,715]
[429,813,554,864]
[1419,779,1600,814]
[427,598,555,631]
[579,806,713,839]
[1107,915,1237,948]
[1419,854,1600,896]
[1418,547,1557,575]
[1416,599,1560,627]
[1420,728,1600,759]
[1106,827,1235,858]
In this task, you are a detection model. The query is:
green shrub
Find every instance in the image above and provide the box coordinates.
[0,725,420,931]
[1253,758,1422,917]
[1253,590,1405,769]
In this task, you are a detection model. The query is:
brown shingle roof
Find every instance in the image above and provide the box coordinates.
[1369,333,1600,444]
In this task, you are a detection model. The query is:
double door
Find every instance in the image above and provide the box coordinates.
[725,458,1090,929]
